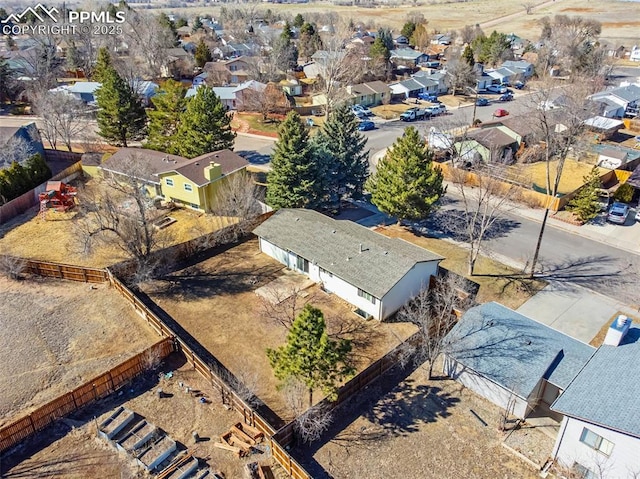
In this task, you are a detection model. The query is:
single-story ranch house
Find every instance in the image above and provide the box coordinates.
[253,209,443,320]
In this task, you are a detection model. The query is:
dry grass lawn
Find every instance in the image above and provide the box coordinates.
[0,191,236,268]
[2,354,288,479]
[510,160,604,195]
[0,276,160,427]
[141,238,417,421]
[311,366,539,479]
[376,225,546,309]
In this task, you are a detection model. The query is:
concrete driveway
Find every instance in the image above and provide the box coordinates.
[516,281,635,343]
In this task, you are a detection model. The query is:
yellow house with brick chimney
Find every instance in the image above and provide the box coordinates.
[100,148,249,213]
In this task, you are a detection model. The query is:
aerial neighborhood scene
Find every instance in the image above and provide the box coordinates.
[2,0,640,477]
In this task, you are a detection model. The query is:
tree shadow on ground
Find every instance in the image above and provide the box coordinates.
[236,150,271,165]
[417,207,521,243]
[361,379,459,436]
[293,359,459,479]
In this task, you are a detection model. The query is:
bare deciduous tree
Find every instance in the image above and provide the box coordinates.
[450,165,520,275]
[212,171,265,224]
[295,404,334,444]
[74,158,171,275]
[33,92,89,151]
[522,2,535,14]
[444,60,476,97]
[0,251,27,280]
[526,78,600,276]
[258,285,310,329]
[122,11,177,78]
[240,82,290,120]
[399,273,473,379]
[0,136,34,168]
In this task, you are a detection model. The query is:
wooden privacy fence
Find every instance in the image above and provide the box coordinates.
[24,260,108,283]
[107,271,312,478]
[0,338,175,454]
[0,160,82,224]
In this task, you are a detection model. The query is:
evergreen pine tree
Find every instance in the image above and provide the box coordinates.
[267,304,354,406]
[315,104,369,207]
[174,86,235,158]
[293,13,305,28]
[462,44,475,66]
[377,28,395,51]
[266,111,322,209]
[25,154,52,185]
[369,37,390,67]
[401,21,416,40]
[192,16,203,32]
[366,127,445,222]
[567,166,603,222]
[281,21,293,41]
[95,67,147,147]
[146,79,187,153]
[195,39,213,68]
[298,22,323,61]
[92,47,113,82]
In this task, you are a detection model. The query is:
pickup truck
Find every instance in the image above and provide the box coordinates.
[400,107,429,121]
[425,104,447,116]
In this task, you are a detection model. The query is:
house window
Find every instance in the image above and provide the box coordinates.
[165,178,174,187]
[357,288,376,304]
[190,203,199,210]
[573,463,597,479]
[296,256,309,273]
[184,183,193,192]
[579,428,614,456]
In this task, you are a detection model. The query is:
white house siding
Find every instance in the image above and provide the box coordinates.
[258,239,381,319]
[379,262,438,319]
[553,417,640,478]
[443,357,530,418]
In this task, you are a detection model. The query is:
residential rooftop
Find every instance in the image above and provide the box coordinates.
[446,302,595,399]
[552,325,640,438]
[253,209,442,299]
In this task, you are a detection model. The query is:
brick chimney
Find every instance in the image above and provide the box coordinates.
[204,161,222,182]
[603,315,631,346]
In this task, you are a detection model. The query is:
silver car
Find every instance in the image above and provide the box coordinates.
[607,202,630,224]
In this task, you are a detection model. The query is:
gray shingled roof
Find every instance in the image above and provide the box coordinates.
[253,209,442,298]
[552,327,640,437]
[446,303,595,399]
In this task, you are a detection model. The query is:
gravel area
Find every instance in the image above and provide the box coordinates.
[0,276,159,426]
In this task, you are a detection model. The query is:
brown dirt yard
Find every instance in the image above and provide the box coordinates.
[309,365,539,479]
[0,276,160,427]
[2,354,288,479]
[141,238,417,421]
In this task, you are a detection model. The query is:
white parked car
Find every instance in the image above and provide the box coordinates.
[607,202,630,224]
[487,84,508,94]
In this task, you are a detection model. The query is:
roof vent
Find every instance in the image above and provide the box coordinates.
[332,229,336,234]
[604,314,631,347]
[195,162,200,165]
[359,243,363,253]
[346,257,350,261]
[295,217,299,221]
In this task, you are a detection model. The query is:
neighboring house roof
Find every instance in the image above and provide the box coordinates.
[134,81,158,97]
[468,128,517,149]
[390,48,425,61]
[164,47,191,59]
[68,82,102,94]
[599,147,627,161]
[163,150,248,186]
[487,67,517,79]
[100,148,248,187]
[253,209,443,299]
[592,83,640,104]
[496,116,536,138]
[0,126,21,145]
[101,148,188,184]
[349,80,391,96]
[446,302,595,399]
[552,326,640,438]
[584,116,624,130]
[233,80,266,93]
[211,86,238,101]
[501,60,532,71]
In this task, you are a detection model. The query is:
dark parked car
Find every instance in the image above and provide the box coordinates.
[499,92,514,101]
[476,97,490,106]
[514,81,525,90]
[418,92,439,102]
[358,120,375,131]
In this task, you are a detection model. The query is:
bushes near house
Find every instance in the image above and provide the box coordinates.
[566,166,602,223]
[613,182,634,204]
[0,154,52,205]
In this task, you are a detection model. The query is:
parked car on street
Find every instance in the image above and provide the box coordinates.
[358,120,375,131]
[514,81,525,90]
[426,104,447,116]
[352,104,373,116]
[493,108,509,117]
[487,84,508,94]
[499,92,514,102]
[607,202,630,224]
[476,97,490,106]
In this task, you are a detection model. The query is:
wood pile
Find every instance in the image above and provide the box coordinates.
[246,461,275,479]
[214,423,265,458]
